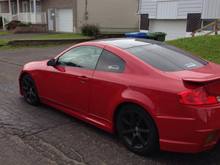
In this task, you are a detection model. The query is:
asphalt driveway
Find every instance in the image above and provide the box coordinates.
[0,45,220,165]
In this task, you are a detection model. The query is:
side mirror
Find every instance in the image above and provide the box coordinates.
[47,59,57,67]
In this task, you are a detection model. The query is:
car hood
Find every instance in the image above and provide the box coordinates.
[23,60,48,70]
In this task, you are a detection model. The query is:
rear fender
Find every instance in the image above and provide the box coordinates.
[112,89,157,120]
[108,89,157,133]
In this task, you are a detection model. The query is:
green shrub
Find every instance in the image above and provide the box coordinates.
[148,32,167,42]
[5,20,31,30]
[18,22,31,27]
[81,24,100,36]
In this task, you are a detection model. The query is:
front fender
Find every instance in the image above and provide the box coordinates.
[19,70,36,96]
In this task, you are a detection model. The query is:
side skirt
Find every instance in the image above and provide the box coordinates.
[40,97,114,133]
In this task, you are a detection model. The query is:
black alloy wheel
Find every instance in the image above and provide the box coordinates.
[21,74,40,106]
[116,104,159,155]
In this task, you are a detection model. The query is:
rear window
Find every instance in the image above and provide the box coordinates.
[127,45,207,72]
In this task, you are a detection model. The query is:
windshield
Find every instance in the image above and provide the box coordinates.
[127,44,207,72]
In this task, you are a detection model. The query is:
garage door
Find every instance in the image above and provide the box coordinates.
[149,20,187,40]
[56,9,73,32]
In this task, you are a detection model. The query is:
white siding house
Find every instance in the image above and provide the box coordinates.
[0,0,46,25]
[202,0,220,19]
[139,0,220,40]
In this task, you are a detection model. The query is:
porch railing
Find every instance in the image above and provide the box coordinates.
[0,13,12,30]
[0,12,46,24]
[0,13,12,23]
[192,19,220,37]
[18,12,47,24]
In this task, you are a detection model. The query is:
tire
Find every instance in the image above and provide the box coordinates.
[20,74,40,106]
[116,104,159,155]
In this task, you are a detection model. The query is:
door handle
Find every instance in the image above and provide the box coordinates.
[78,75,89,80]
[78,76,89,84]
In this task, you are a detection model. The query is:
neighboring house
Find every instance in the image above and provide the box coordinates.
[44,0,139,33]
[139,0,220,40]
[0,0,139,33]
[0,0,46,24]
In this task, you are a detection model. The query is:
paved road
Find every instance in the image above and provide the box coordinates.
[0,45,220,165]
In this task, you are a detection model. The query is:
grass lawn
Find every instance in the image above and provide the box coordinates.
[31,33,90,40]
[0,33,90,49]
[0,31,11,35]
[0,39,9,46]
[167,35,220,64]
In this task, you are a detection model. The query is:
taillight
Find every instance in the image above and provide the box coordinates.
[179,87,218,105]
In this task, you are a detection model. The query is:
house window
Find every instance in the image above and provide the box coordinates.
[186,13,202,32]
[22,1,29,12]
[140,14,149,30]
[30,1,33,12]
[30,0,41,12]
[36,1,41,12]
[11,1,17,15]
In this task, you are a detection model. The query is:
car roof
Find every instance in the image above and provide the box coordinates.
[93,38,163,49]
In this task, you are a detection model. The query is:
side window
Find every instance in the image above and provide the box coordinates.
[58,46,103,70]
[96,50,125,73]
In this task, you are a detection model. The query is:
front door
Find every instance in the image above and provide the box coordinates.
[48,8,55,31]
[41,46,103,113]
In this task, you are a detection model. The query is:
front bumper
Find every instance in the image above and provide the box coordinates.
[156,104,220,153]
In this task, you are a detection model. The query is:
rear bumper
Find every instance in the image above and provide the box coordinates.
[156,105,220,153]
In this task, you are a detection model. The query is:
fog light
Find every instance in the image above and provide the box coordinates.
[206,131,218,144]
[217,96,220,102]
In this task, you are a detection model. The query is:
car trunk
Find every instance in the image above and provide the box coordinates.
[182,76,220,96]
[167,62,220,96]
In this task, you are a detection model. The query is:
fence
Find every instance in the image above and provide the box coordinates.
[192,19,220,37]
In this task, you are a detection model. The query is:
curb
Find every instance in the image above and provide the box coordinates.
[7,38,95,46]
[1,33,126,47]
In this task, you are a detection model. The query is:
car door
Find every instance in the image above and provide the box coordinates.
[90,48,126,120]
[41,46,103,113]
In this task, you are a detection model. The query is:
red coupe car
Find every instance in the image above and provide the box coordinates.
[19,38,220,155]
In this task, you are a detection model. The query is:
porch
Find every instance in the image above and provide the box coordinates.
[0,0,46,24]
